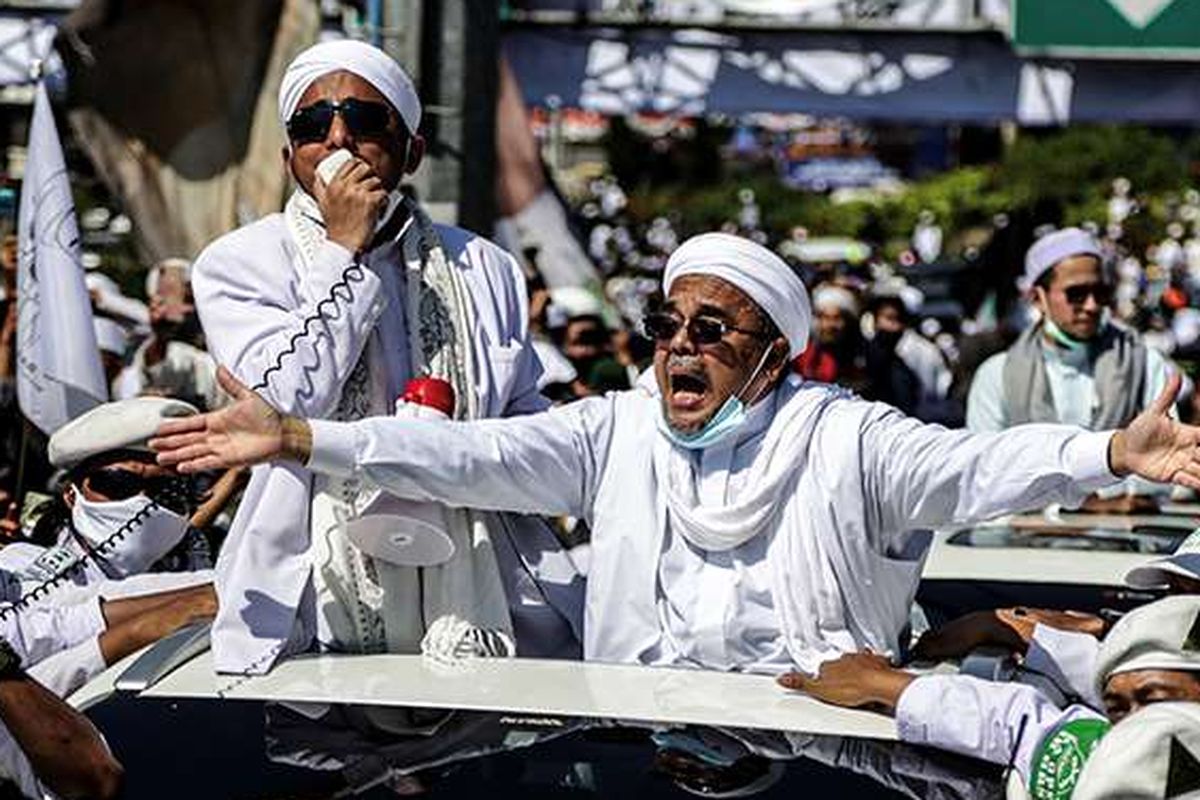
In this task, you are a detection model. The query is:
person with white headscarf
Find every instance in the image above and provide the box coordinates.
[785,595,1200,800]
[967,227,1180,512]
[156,231,1200,677]
[189,39,581,674]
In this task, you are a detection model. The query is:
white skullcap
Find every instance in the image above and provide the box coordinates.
[93,317,128,357]
[1073,703,1200,800]
[1024,227,1103,289]
[811,284,858,317]
[278,39,421,134]
[665,233,811,357]
[1126,530,1200,589]
[49,397,198,469]
[1094,595,1200,696]
[549,286,605,320]
[145,257,191,298]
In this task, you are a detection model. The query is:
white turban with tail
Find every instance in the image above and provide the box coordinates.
[664,233,811,357]
[278,39,421,134]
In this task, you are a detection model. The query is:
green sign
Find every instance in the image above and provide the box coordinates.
[1013,0,1200,59]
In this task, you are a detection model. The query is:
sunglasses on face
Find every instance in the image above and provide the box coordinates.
[642,311,769,347]
[1060,283,1113,306]
[84,469,198,516]
[286,98,394,144]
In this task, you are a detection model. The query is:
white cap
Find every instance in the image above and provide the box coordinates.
[811,284,859,317]
[1094,596,1200,697]
[93,317,128,357]
[549,286,605,321]
[1073,702,1200,800]
[145,257,192,298]
[48,397,198,468]
[1023,227,1103,290]
[1126,529,1200,589]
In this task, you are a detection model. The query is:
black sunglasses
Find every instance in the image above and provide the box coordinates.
[286,98,394,144]
[1061,283,1113,306]
[85,469,198,516]
[643,311,769,346]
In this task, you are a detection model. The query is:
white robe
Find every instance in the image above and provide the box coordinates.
[304,375,1119,672]
[192,214,583,673]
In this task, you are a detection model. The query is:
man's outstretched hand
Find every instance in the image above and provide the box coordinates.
[1110,373,1200,490]
[149,367,305,473]
[777,652,915,715]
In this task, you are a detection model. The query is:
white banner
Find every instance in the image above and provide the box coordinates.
[16,81,106,435]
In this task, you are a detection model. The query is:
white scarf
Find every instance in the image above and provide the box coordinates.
[287,189,514,661]
[652,374,844,553]
[651,375,857,674]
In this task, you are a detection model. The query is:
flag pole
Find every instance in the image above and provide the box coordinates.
[13,416,28,510]
[12,61,38,514]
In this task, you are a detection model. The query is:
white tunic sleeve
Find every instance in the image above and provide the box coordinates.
[307,395,617,521]
[1023,624,1101,708]
[896,674,1103,781]
[860,403,1119,535]
[192,222,385,417]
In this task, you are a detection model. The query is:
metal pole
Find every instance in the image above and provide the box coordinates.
[367,0,383,47]
[457,0,499,235]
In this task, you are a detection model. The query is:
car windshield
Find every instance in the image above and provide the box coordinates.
[83,696,1003,799]
[946,525,1187,554]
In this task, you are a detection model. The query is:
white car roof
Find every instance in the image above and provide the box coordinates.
[75,647,899,741]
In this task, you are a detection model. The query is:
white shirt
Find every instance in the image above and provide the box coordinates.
[895,330,951,403]
[897,674,1105,787]
[306,378,1119,673]
[966,332,1174,498]
[967,334,1173,432]
[112,339,225,410]
[652,394,795,672]
[193,214,582,673]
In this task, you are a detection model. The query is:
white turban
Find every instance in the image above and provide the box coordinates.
[811,284,859,317]
[665,233,811,357]
[1093,595,1200,696]
[278,39,421,135]
[1073,703,1200,800]
[1024,227,1103,289]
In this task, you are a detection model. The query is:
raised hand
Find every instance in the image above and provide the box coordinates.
[149,367,298,473]
[1109,373,1200,489]
[314,156,387,254]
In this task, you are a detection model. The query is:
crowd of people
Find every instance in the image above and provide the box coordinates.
[0,35,1195,799]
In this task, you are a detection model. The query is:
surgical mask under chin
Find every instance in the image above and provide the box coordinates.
[1043,316,1088,352]
[657,345,774,451]
[70,490,189,578]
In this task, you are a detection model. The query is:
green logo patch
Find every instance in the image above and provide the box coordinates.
[1029,717,1111,800]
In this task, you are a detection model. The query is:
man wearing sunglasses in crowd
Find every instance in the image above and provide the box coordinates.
[967,227,1182,513]
[154,230,1200,683]
[189,40,581,675]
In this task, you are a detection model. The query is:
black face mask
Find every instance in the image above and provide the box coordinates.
[153,311,203,344]
[872,329,903,351]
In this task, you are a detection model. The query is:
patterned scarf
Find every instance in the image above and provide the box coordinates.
[286,188,513,661]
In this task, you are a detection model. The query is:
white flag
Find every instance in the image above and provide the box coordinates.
[16,82,106,436]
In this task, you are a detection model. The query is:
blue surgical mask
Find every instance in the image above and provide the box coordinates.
[657,344,775,451]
